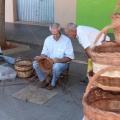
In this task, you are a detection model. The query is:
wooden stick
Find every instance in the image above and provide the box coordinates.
[72,59,88,64]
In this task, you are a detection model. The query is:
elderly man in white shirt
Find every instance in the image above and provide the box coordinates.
[65,23,110,84]
[33,23,74,90]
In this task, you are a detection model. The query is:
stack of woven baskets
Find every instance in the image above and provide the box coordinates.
[82,1,120,119]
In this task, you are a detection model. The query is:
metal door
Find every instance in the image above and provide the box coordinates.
[17,0,54,23]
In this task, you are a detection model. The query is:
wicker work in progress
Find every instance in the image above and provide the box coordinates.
[110,0,120,44]
[82,68,120,120]
[14,55,33,78]
[38,57,53,74]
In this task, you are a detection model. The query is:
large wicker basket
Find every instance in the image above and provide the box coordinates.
[38,57,53,74]
[14,55,33,78]
[110,0,120,44]
[91,24,120,76]
[82,70,120,120]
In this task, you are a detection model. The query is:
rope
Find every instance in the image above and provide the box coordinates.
[55,80,82,106]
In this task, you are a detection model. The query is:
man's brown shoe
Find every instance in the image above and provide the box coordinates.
[37,75,52,88]
[45,76,52,83]
[47,84,54,90]
[38,80,48,88]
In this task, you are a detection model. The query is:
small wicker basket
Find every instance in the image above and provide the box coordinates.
[110,0,120,44]
[38,57,53,74]
[82,69,120,120]
[14,55,33,78]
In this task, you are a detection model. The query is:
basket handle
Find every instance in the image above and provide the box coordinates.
[84,67,120,98]
[14,54,32,64]
[114,0,120,14]
[93,24,120,46]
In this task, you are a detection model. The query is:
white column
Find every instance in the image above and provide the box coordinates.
[5,0,17,22]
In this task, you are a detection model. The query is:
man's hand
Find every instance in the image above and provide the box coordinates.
[34,55,46,62]
[34,56,41,62]
[52,58,59,63]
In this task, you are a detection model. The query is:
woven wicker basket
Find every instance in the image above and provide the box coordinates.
[110,1,120,44]
[14,55,33,78]
[83,87,120,120]
[82,70,120,120]
[110,0,120,23]
[38,57,53,74]
[91,24,120,84]
[93,62,120,77]
[91,24,120,66]
[93,67,120,92]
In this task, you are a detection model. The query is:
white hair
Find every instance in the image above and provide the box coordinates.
[65,23,77,32]
[49,23,61,31]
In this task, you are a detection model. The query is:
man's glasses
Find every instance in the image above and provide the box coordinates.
[52,33,61,37]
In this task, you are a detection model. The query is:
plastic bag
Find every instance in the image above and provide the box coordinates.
[0,65,17,81]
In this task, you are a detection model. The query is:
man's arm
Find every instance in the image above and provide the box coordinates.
[85,46,91,58]
[53,57,71,63]
[40,54,47,58]
[34,54,47,62]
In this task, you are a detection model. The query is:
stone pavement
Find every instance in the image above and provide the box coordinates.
[1,22,113,120]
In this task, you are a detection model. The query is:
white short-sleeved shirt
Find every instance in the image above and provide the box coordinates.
[41,34,74,59]
[76,26,110,49]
